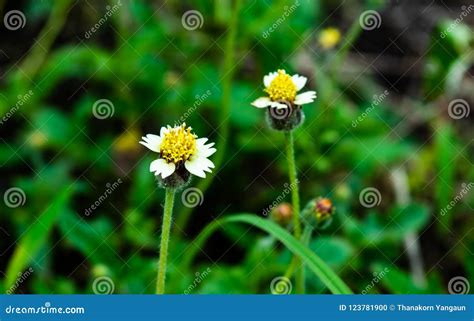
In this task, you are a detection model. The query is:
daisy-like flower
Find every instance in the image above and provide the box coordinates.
[251,69,316,109]
[140,124,216,182]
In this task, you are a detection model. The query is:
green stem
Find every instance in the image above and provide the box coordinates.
[156,188,176,294]
[175,0,242,234]
[19,0,74,80]
[284,225,312,281]
[284,130,303,293]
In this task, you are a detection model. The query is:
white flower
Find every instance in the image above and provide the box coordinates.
[251,69,317,109]
[140,124,216,179]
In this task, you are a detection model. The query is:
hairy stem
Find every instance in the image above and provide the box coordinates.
[156,188,176,294]
[284,131,303,293]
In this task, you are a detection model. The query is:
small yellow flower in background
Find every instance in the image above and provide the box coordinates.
[251,69,316,109]
[114,128,141,153]
[140,123,216,179]
[318,27,341,50]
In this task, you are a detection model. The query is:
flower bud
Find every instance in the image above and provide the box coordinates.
[302,197,335,230]
[157,164,192,190]
[270,202,293,226]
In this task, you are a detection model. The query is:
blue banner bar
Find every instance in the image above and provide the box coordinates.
[1,295,472,321]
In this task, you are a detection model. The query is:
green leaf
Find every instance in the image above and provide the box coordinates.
[4,187,74,290]
[58,211,122,267]
[309,237,354,269]
[373,264,443,294]
[435,122,457,232]
[183,214,352,294]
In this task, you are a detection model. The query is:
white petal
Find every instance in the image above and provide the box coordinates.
[294,91,317,105]
[184,158,207,178]
[160,126,169,137]
[160,162,176,178]
[199,145,216,158]
[269,101,289,109]
[196,137,209,146]
[292,74,307,91]
[140,134,162,153]
[199,157,215,172]
[149,158,176,179]
[263,72,278,87]
[251,97,272,108]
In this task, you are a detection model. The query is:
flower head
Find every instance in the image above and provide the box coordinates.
[140,124,216,184]
[251,69,316,109]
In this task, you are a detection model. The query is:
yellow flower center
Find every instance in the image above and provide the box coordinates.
[265,69,297,102]
[160,124,197,164]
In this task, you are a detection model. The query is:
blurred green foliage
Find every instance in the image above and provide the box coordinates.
[0,0,473,294]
